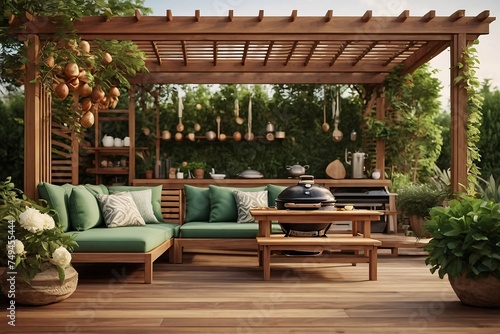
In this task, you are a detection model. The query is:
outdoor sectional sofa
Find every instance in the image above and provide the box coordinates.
[36,182,289,282]
[37,183,180,283]
[173,184,286,263]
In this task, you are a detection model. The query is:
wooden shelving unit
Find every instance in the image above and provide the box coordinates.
[86,91,137,185]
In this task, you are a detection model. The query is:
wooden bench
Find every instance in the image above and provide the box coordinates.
[256,236,382,281]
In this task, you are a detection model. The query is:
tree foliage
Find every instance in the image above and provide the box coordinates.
[478,80,500,179]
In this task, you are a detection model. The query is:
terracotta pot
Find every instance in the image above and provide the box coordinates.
[449,274,500,308]
[145,170,154,179]
[409,215,431,238]
[1,266,78,306]
[193,168,205,179]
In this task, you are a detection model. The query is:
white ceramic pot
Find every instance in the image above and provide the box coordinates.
[114,138,123,147]
[123,136,130,146]
[102,134,114,147]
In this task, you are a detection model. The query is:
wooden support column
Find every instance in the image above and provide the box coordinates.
[24,34,50,199]
[450,34,468,193]
[375,92,386,178]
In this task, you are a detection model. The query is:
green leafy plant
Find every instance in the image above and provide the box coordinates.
[185,162,207,170]
[0,177,77,283]
[475,174,500,202]
[397,183,442,218]
[423,195,500,279]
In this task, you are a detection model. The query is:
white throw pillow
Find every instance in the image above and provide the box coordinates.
[97,192,146,228]
[232,190,268,223]
[127,190,160,223]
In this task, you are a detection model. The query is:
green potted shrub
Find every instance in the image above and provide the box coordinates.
[423,195,500,307]
[397,183,442,237]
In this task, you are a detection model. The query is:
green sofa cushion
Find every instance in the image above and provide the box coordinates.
[184,185,211,222]
[84,184,109,196]
[108,185,164,223]
[38,182,72,232]
[68,185,103,231]
[67,224,176,252]
[209,185,267,223]
[267,184,287,207]
[180,222,283,238]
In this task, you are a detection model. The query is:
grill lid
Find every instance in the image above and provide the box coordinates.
[275,175,335,207]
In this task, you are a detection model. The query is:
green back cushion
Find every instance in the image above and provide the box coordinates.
[37,182,72,231]
[209,185,267,222]
[68,185,103,231]
[84,184,109,196]
[267,184,287,207]
[107,185,164,223]
[184,185,211,222]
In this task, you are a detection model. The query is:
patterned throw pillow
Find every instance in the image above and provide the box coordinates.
[97,192,146,228]
[125,190,159,223]
[232,190,268,223]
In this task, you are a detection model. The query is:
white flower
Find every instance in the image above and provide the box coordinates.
[50,246,72,268]
[42,213,56,230]
[473,215,479,222]
[19,207,45,233]
[14,240,25,254]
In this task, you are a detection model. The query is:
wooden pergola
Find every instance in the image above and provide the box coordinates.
[16,9,495,198]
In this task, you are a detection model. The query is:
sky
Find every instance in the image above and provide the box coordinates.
[143,0,499,109]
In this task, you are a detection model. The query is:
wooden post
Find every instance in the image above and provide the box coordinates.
[450,34,468,194]
[24,34,51,199]
[375,91,386,178]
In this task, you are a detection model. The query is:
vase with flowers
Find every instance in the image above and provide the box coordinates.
[0,177,78,305]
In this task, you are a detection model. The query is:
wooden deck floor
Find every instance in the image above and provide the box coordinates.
[2,245,499,334]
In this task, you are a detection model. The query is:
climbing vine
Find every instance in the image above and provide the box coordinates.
[454,40,483,196]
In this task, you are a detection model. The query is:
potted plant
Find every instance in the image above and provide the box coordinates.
[136,150,154,179]
[0,177,78,305]
[187,162,207,179]
[397,183,442,237]
[423,195,500,307]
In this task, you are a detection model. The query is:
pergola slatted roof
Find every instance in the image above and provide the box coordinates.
[11,8,496,198]
[16,9,494,84]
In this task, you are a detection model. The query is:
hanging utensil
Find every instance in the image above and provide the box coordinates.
[234,98,244,125]
[216,116,226,141]
[176,92,184,132]
[321,87,330,132]
[244,95,254,141]
[332,87,343,142]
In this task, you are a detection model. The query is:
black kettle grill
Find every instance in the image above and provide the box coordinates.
[275,175,336,237]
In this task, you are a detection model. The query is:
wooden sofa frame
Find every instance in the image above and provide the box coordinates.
[70,189,183,283]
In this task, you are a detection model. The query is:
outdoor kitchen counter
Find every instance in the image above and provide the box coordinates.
[132,178,391,189]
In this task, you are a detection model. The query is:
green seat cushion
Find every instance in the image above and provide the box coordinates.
[180,222,283,238]
[38,182,73,231]
[68,185,103,231]
[184,185,211,222]
[268,184,287,207]
[209,185,267,223]
[67,224,176,252]
[108,185,164,223]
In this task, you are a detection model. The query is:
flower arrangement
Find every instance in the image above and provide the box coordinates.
[0,177,76,283]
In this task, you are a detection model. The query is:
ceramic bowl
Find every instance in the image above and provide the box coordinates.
[210,174,226,180]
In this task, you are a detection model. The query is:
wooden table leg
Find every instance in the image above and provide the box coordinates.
[369,247,378,281]
[263,245,271,281]
[363,220,371,238]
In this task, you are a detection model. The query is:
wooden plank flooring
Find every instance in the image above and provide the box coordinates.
[2,248,500,333]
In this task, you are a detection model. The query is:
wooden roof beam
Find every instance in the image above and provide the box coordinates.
[242,41,250,65]
[290,10,297,22]
[166,9,173,22]
[213,41,217,66]
[421,10,435,22]
[228,10,233,22]
[475,10,490,22]
[134,9,141,21]
[383,41,415,66]
[284,40,298,66]
[181,40,188,66]
[361,10,372,22]
[264,41,274,66]
[304,41,319,66]
[325,10,333,22]
[195,10,201,22]
[258,10,264,22]
[450,9,465,22]
[397,10,409,22]
[352,42,376,66]
[151,41,162,65]
[330,41,349,66]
